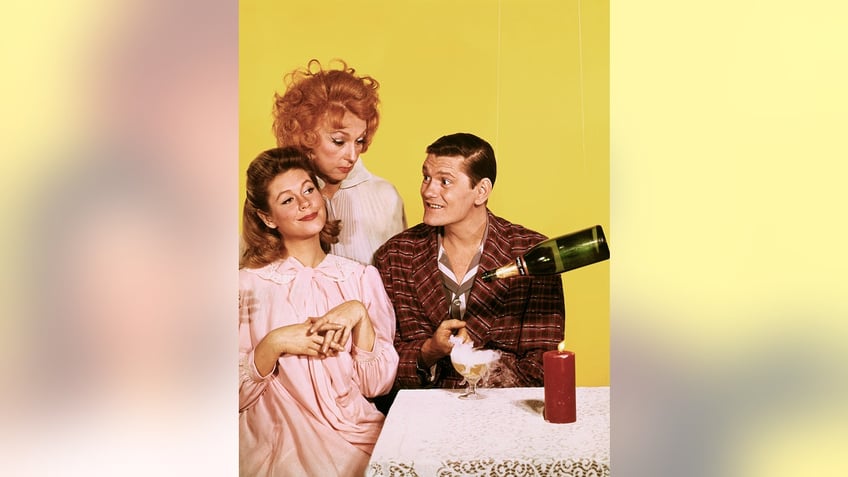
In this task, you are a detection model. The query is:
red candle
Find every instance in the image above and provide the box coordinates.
[543,350,576,423]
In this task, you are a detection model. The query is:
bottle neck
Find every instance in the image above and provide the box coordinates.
[488,257,525,280]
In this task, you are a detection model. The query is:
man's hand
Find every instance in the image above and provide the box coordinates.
[419,319,468,367]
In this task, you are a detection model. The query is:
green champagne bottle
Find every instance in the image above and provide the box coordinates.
[481,225,610,282]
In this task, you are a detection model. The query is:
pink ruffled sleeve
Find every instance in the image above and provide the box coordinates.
[238,288,274,413]
[350,266,399,398]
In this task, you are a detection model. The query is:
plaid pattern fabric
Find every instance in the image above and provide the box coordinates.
[373,210,565,389]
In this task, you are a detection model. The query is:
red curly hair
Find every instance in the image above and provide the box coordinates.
[272,59,380,154]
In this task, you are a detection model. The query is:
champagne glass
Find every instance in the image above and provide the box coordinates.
[449,336,500,400]
[451,359,490,400]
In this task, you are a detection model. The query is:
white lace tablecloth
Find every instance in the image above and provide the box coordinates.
[366,386,609,477]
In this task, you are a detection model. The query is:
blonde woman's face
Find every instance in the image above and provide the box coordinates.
[310,111,367,184]
[259,169,326,242]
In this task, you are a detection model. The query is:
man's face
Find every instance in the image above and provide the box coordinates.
[420,153,480,227]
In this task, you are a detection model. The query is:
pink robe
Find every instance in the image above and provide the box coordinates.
[239,255,399,477]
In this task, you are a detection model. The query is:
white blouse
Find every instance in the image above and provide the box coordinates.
[321,159,407,265]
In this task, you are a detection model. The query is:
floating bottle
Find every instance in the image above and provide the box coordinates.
[481,225,610,282]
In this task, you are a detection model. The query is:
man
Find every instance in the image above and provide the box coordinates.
[373,133,564,390]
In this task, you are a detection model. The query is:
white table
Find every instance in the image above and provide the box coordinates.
[367,386,609,477]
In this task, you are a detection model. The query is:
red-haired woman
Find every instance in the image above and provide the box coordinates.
[272,59,406,265]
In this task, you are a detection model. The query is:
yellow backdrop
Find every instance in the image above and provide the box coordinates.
[239,0,609,385]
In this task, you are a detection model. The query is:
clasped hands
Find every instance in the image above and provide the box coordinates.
[283,300,368,357]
